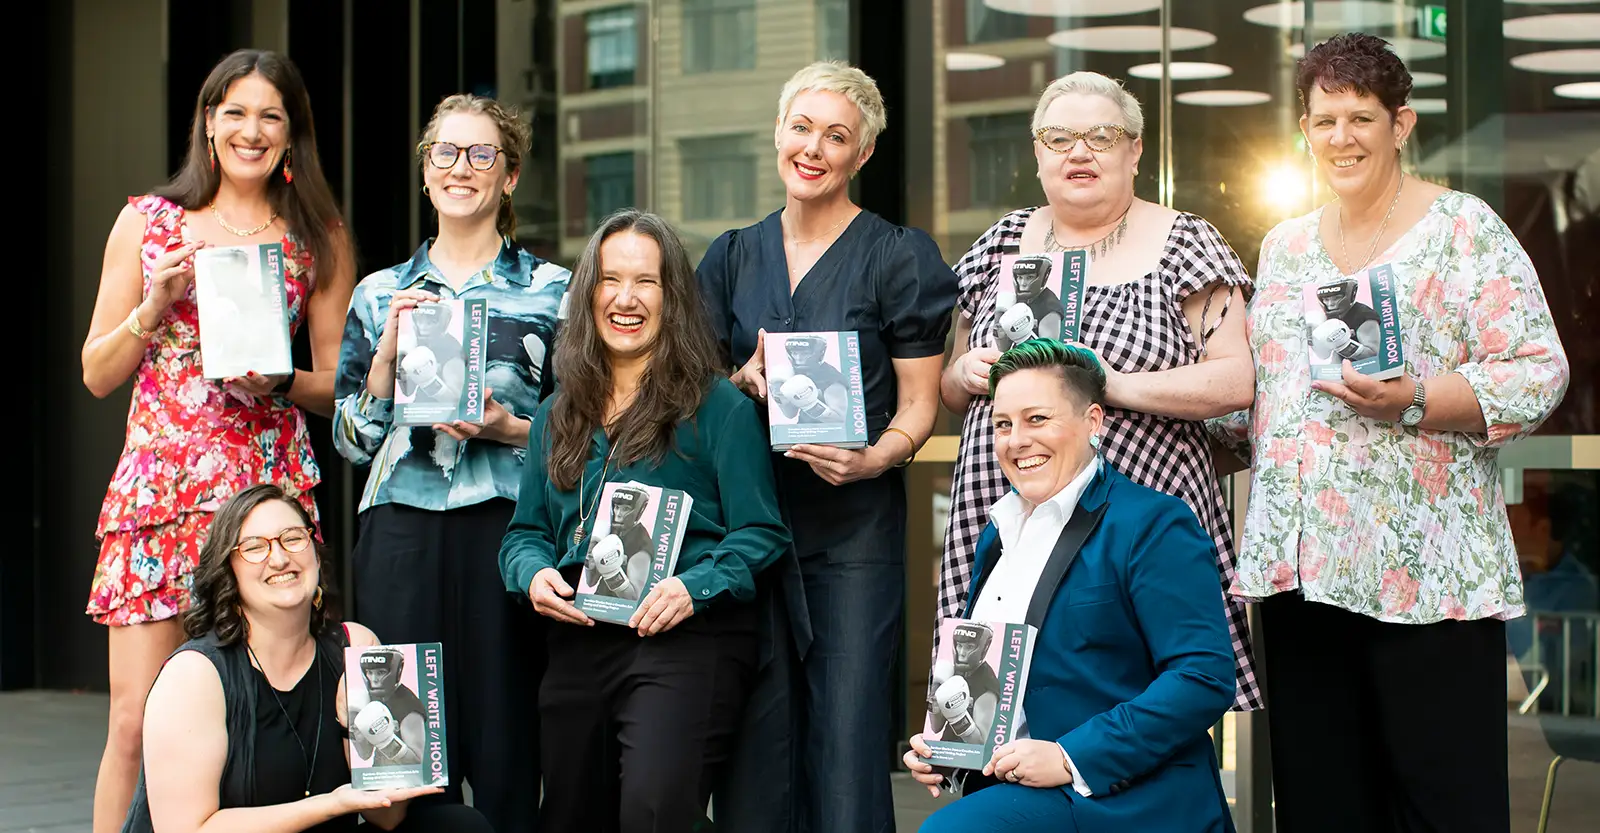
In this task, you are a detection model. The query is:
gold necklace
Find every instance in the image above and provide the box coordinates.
[1044,203,1131,261]
[211,201,278,237]
[784,211,852,274]
[1337,171,1405,273]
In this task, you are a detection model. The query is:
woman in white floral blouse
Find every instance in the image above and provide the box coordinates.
[1212,33,1570,833]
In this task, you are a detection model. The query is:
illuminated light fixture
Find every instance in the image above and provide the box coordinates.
[946,52,1006,71]
[1510,49,1600,74]
[1176,90,1273,106]
[1047,26,1217,52]
[1503,14,1600,42]
[1126,61,1234,80]
[1289,36,1446,62]
[1243,2,1408,30]
[1411,71,1446,88]
[1554,81,1600,100]
[984,0,1161,15]
[1260,162,1311,214]
[1409,98,1447,114]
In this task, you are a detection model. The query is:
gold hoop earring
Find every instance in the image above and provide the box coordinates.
[313,586,324,610]
[208,136,217,171]
[421,185,430,196]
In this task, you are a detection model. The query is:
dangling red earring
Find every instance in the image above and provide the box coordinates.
[208,136,217,171]
[282,149,294,184]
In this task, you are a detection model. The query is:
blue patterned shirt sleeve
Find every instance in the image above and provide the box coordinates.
[332,240,572,513]
[332,269,396,465]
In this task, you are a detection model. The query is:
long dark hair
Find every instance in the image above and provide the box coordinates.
[185,484,327,646]
[154,49,344,288]
[547,210,723,490]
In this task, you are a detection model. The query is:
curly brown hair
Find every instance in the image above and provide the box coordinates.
[1296,33,1414,118]
[184,484,327,645]
[417,93,534,238]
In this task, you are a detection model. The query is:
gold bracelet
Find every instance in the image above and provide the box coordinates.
[881,427,918,467]
[126,308,155,340]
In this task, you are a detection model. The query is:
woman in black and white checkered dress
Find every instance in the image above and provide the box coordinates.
[936,71,1264,712]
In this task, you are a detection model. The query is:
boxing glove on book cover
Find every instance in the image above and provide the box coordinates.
[575,481,694,625]
[1305,263,1404,381]
[918,619,1038,770]
[345,642,449,790]
[764,331,869,451]
[393,298,489,426]
[994,250,1087,349]
[193,242,293,379]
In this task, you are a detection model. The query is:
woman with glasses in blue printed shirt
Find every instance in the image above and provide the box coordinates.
[331,93,570,833]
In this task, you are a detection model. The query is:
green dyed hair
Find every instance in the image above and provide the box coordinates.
[988,339,1107,406]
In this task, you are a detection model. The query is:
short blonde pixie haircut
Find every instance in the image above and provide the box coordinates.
[774,60,887,157]
[1031,71,1145,138]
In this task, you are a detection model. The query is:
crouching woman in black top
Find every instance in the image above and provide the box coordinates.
[120,484,491,833]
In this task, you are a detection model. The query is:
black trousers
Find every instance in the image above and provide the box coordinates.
[354,499,545,833]
[1260,593,1510,833]
[391,802,497,833]
[539,593,756,833]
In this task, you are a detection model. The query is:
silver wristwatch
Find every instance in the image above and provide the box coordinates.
[1399,379,1426,426]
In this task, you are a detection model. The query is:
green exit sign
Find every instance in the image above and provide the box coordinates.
[1418,5,1447,40]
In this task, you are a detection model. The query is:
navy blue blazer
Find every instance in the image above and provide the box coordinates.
[961,462,1237,833]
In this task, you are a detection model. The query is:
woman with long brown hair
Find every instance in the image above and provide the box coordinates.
[80,49,355,832]
[499,209,790,833]
[332,92,569,833]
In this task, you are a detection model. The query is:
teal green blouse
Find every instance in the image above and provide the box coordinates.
[498,378,790,612]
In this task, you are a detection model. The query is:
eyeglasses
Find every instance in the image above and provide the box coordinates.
[233,526,314,563]
[420,141,505,171]
[1033,124,1130,154]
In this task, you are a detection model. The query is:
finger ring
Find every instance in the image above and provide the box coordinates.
[1007,770,1020,782]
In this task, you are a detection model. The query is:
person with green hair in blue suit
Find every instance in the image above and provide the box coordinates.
[904,339,1238,833]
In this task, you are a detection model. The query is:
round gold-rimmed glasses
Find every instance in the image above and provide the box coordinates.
[419,141,505,171]
[1033,124,1129,154]
[233,526,314,564]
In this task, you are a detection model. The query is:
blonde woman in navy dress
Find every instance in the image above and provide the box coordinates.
[696,60,960,833]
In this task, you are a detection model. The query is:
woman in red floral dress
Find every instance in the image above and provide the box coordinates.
[78,50,354,833]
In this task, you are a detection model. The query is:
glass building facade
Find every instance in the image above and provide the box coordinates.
[26,1,1598,830]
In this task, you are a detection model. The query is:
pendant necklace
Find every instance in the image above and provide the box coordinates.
[247,640,323,797]
[1337,171,1405,273]
[785,211,851,275]
[574,444,618,547]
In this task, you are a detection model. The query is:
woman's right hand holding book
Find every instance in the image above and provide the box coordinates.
[529,567,593,627]
[730,328,769,402]
[137,240,204,330]
[366,289,440,399]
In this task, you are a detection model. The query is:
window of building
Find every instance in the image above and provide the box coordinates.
[682,0,757,74]
[965,0,1028,44]
[967,113,1040,209]
[817,0,850,62]
[680,135,757,221]
[586,6,636,90]
[585,152,636,229]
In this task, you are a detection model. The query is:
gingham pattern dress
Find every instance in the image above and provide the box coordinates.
[937,207,1264,712]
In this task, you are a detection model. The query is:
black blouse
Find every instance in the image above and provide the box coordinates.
[251,637,357,832]
[696,208,959,553]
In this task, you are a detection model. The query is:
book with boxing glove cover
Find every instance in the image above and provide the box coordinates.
[393,297,489,426]
[1304,263,1404,382]
[918,618,1039,771]
[193,242,294,380]
[993,249,1088,350]
[346,642,449,790]
[574,481,694,625]
[764,330,869,451]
